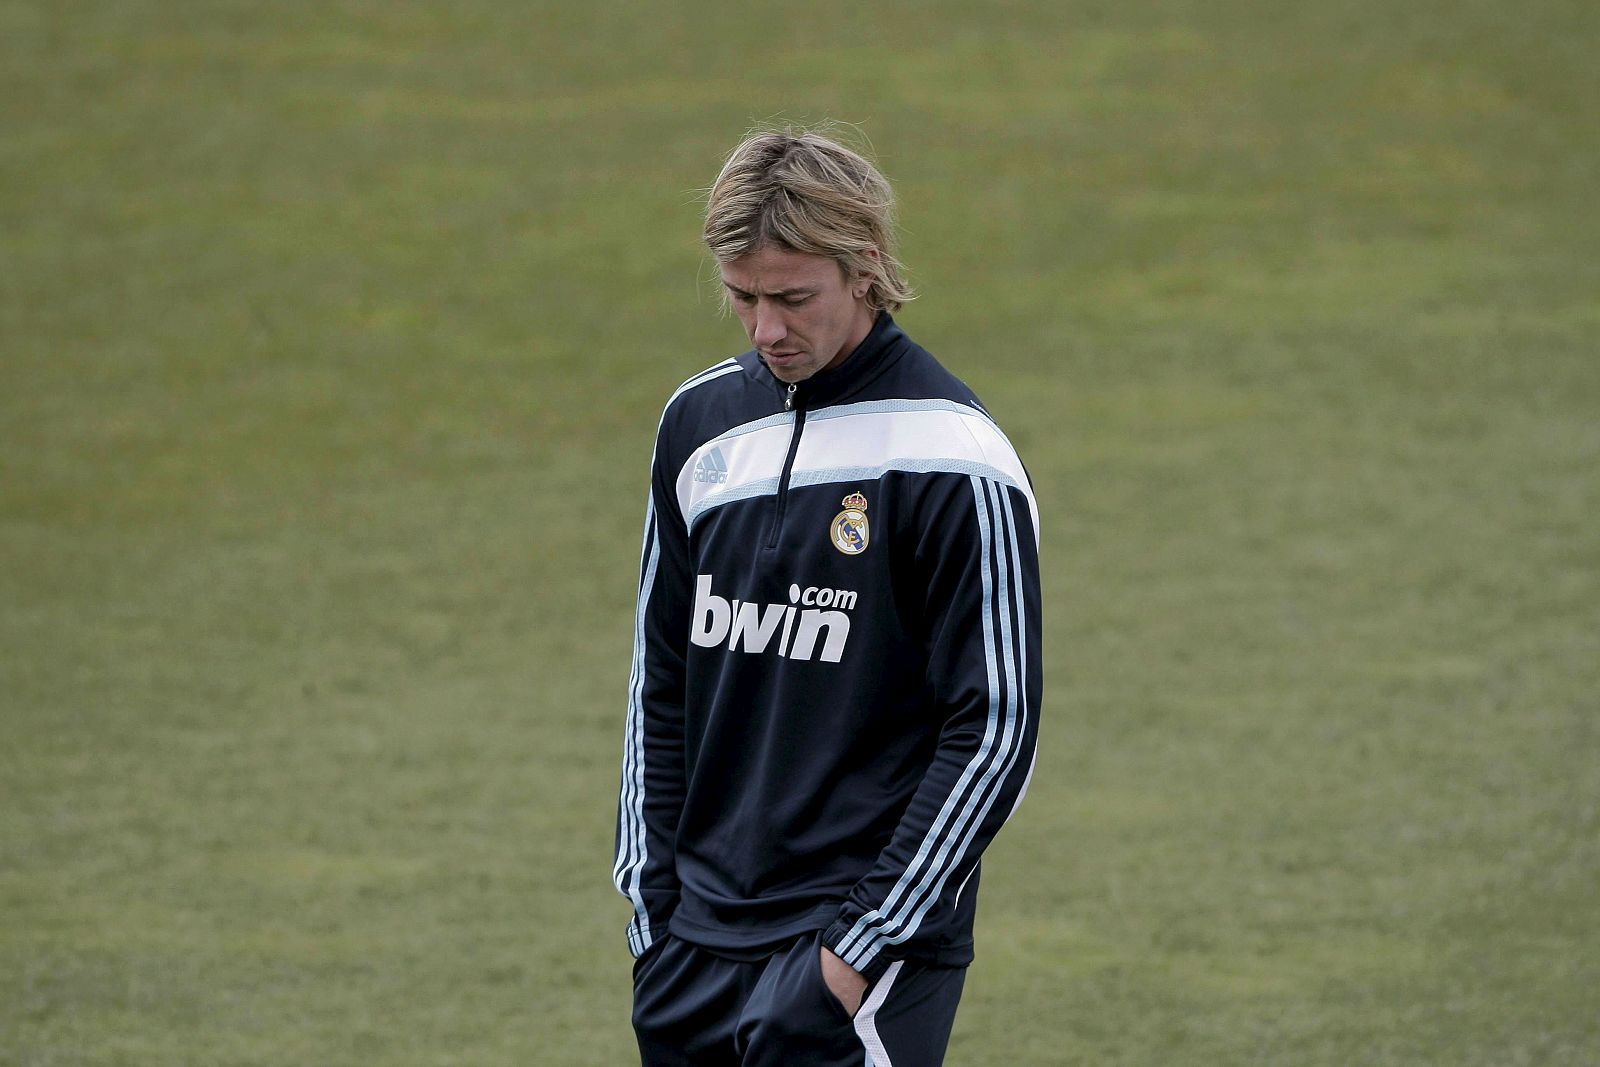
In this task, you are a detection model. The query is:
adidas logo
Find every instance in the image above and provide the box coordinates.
[693,446,730,484]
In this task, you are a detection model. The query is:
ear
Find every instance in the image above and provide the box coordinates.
[853,248,880,298]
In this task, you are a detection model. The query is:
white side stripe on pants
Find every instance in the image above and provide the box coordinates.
[853,960,905,1067]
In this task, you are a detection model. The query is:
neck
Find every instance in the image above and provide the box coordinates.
[823,305,878,375]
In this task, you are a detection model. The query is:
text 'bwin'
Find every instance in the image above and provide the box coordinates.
[689,575,856,662]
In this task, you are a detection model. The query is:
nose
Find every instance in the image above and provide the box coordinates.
[751,302,787,349]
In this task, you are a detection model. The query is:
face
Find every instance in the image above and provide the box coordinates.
[719,244,877,384]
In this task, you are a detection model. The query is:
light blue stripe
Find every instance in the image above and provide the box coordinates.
[620,511,652,908]
[833,475,1003,964]
[611,500,651,888]
[624,515,661,952]
[614,503,653,893]
[613,497,660,954]
[614,502,655,924]
[662,360,739,419]
[844,478,1030,967]
[684,475,783,531]
[710,409,794,442]
[996,483,1038,823]
[998,483,1029,779]
[789,460,1022,493]
[840,479,1013,966]
[834,475,1010,966]
[1000,484,1029,764]
[803,396,994,428]
[871,481,1028,957]
[616,360,742,958]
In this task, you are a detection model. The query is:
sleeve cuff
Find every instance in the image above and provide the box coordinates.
[821,918,895,982]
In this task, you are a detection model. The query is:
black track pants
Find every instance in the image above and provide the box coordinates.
[631,930,966,1066]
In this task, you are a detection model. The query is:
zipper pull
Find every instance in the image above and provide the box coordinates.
[784,382,798,411]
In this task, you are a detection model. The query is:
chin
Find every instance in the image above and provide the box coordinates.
[763,357,815,383]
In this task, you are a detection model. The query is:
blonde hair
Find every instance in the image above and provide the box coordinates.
[704,127,915,313]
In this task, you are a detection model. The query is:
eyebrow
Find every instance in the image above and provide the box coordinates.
[723,282,815,299]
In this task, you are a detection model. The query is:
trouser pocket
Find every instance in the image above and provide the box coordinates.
[738,932,863,1067]
[807,932,857,1023]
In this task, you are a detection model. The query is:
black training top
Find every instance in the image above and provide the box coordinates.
[613,312,1042,977]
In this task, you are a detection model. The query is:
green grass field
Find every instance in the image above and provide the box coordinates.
[4,1,1597,1063]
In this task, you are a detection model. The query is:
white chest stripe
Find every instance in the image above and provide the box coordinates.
[677,403,1038,537]
[676,419,797,529]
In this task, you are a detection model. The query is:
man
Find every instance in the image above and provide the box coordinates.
[613,128,1041,1066]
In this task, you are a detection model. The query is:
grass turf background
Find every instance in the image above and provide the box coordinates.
[3,1,1597,1063]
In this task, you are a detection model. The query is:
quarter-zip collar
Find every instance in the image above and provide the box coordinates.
[738,312,908,411]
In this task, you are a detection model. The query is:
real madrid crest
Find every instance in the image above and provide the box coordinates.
[830,492,870,556]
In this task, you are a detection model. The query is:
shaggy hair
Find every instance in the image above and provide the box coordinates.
[704,127,914,313]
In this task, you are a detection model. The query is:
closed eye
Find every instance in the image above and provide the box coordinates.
[724,287,812,308]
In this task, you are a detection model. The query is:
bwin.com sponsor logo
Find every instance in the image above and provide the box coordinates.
[690,574,856,662]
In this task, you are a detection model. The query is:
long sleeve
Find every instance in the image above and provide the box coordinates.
[612,431,693,958]
[822,473,1041,975]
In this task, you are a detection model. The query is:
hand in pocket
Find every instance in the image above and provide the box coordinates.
[819,945,868,1018]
